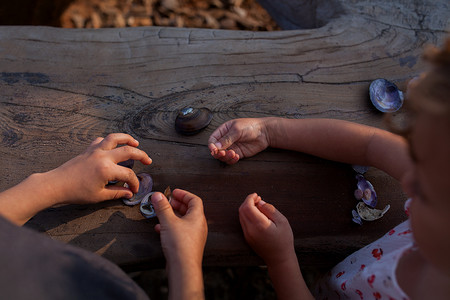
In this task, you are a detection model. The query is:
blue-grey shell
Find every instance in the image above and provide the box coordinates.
[369,79,404,113]
[140,192,157,218]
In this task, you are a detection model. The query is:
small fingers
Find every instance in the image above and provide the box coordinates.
[239,193,271,228]
[208,121,239,151]
[109,145,152,166]
[101,185,134,200]
[110,167,140,193]
[98,133,140,150]
[151,192,176,224]
[171,189,204,218]
[256,199,290,228]
[210,148,240,165]
[89,137,104,149]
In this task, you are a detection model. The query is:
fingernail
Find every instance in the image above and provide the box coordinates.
[215,142,222,149]
[151,192,163,203]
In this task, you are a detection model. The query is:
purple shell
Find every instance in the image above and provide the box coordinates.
[369,79,404,113]
[355,174,377,208]
[352,210,363,225]
[122,173,153,206]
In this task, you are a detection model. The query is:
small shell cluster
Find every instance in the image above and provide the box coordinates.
[351,165,390,225]
[114,160,168,219]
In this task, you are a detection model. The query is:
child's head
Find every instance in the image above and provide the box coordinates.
[401,38,450,275]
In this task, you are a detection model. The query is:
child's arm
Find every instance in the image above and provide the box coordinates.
[0,133,152,225]
[151,189,208,300]
[209,117,411,181]
[239,193,314,300]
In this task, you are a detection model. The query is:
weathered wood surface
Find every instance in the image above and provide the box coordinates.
[0,0,448,271]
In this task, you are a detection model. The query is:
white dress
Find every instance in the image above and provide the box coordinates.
[313,200,413,300]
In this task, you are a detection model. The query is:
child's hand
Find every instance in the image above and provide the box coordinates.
[151,189,208,300]
[208,118,270,164]
[239,193,295,266]
[49,133,152,205]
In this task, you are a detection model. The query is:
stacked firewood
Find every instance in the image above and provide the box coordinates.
[59,0,280,30]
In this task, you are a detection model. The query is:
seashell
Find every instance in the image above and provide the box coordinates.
[164,186,172,201]
[122,173,153,206]
[139,186,173,219]
[140,192,157,218]
[356,202,390,221]
[369,79,404,113]
[351,209,363,225]
[355,174,377,208]
[175,107,213,135]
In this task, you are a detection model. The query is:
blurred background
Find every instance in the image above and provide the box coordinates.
[0,0,280,31]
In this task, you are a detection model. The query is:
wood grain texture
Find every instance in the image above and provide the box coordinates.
[0,0,448,270]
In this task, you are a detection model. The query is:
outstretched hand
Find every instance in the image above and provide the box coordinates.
[208,118,271,164]
[50,133,152,204]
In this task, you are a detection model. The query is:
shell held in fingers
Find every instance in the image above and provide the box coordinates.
[122,173,153,206]
[175,107,213,135]
[140,192,156,218]
[369,79,404,113]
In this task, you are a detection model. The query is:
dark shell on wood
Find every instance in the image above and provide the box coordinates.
[175,107,213,135]
[369,79,404,113]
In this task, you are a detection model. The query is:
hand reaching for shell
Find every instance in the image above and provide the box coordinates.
[0,133,152,225]
[50,133,152,205]
[208,118,271,164]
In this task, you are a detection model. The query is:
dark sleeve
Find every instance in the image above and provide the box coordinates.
[0,216,149,300]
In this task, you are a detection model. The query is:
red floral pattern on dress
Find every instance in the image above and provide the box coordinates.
[313,220,412,300]
[367,274,375,288]
[336,271,345,278]
[398,229,412,236]
[372,248,383,260]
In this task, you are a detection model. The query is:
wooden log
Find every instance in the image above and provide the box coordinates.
[0,0,448,270]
